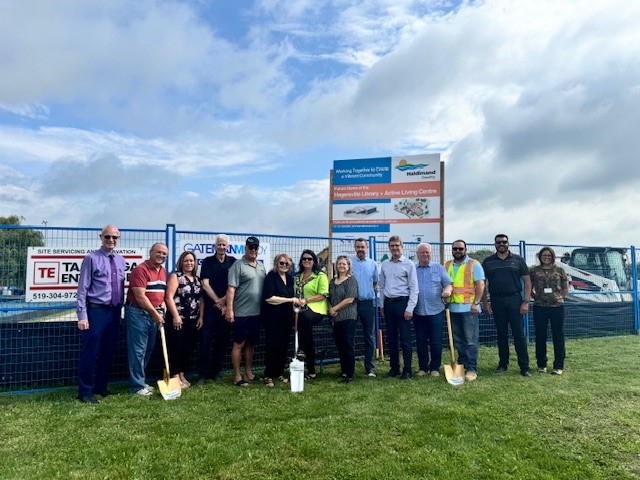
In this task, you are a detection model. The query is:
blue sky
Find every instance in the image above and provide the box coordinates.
[1,0,639,245]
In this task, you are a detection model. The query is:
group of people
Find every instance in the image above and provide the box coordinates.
[75,226,568,403]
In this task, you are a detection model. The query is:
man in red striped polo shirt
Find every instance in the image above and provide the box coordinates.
[125,242,168,396]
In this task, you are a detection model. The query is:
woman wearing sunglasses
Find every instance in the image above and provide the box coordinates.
[295,250,329,380]
[262,253,299,387]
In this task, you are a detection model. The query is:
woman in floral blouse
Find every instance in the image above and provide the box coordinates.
[530,247,569,375]
[165,251,204,388]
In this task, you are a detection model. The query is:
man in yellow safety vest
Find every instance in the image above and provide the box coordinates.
[444,240,485,381]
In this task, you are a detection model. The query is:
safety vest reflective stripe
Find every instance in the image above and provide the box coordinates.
[445,259,476,304]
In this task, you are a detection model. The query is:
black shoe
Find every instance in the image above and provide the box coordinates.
[78,394,98,404]
[340,377,353,383]
[495,366,508,374]
[94,390,112,397]
[296,350,306,361]
[386,369,399,378]
[399,372,412,380]
[521,370,532,377]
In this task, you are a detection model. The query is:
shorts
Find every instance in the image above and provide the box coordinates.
[232,315,261,345]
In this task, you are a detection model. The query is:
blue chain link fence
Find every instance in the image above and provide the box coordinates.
[1,224,638,392]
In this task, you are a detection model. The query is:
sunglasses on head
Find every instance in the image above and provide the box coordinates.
[102,235,119,240]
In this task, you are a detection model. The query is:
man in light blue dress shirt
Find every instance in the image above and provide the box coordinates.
[351,238,379,377]
[379,236,419,379]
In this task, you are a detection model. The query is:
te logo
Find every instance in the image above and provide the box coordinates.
[33,262,59,285]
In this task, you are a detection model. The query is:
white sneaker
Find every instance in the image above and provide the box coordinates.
[552,369,563,375]
[430,370,440,377]
[416,370,428,377]
[135,387,153,396]
[367,371,377,378]
[144,384,155,392]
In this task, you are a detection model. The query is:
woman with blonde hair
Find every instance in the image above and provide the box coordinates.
[328,256,359,382]
[262,253,299,387]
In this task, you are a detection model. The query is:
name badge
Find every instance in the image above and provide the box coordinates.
[543,288,553,294]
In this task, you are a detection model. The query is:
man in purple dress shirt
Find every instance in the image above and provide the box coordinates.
[76,224,126,403]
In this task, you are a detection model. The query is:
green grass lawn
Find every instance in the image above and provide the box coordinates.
[1,336,639,479]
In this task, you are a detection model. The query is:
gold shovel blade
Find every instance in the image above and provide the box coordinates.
[444,363,465,386]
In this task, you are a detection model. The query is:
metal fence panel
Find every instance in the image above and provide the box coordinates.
[1,224,637,392]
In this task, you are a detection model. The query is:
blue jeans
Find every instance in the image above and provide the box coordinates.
[450,311,479,373]
[78,304,120,397]
[125,304,158,393]
[384,298,412,374]
[413,311,444,372]
[357,300,376,373]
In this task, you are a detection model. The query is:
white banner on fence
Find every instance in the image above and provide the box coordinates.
[25,247,146,303]
[178,240,272,269]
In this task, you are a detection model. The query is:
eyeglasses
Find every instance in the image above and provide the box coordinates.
[495,240,508,245]
[102,235,120,240]
[452,247,465,251]
[301,257,313,261]
[278,261,290,267]
[247,245,259,251]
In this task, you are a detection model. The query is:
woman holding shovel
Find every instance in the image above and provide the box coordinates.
[262,253,299,387]
[165,251,204,389]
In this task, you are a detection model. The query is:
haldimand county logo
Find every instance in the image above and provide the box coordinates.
[394,159,428,171]
[394,159,436,177]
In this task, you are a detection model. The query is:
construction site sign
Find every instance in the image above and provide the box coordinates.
[331,154,443,243]
[25,247,145,302]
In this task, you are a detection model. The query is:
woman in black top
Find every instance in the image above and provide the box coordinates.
[165,251,204,388]
[262,253,299,387]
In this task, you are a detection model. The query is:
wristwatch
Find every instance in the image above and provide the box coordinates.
[473,301,480,305]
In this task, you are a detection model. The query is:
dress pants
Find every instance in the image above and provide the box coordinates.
[491,295,530,372]
[78,304,120,397]
[533,305,565,370]
[384,298,412,374]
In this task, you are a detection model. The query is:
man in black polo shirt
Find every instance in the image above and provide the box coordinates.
[197,234,236,384]
[481,234,532,377]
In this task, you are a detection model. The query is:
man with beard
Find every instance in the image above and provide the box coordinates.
[481,234,532,377]
[444,240,485,381]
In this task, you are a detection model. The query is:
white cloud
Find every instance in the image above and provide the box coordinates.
[1,0,639,247]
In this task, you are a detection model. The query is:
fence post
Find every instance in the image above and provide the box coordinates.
[166,224,176,272]
[519,240,531,342]
[631,245,639,334]
[368,236,380,352]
